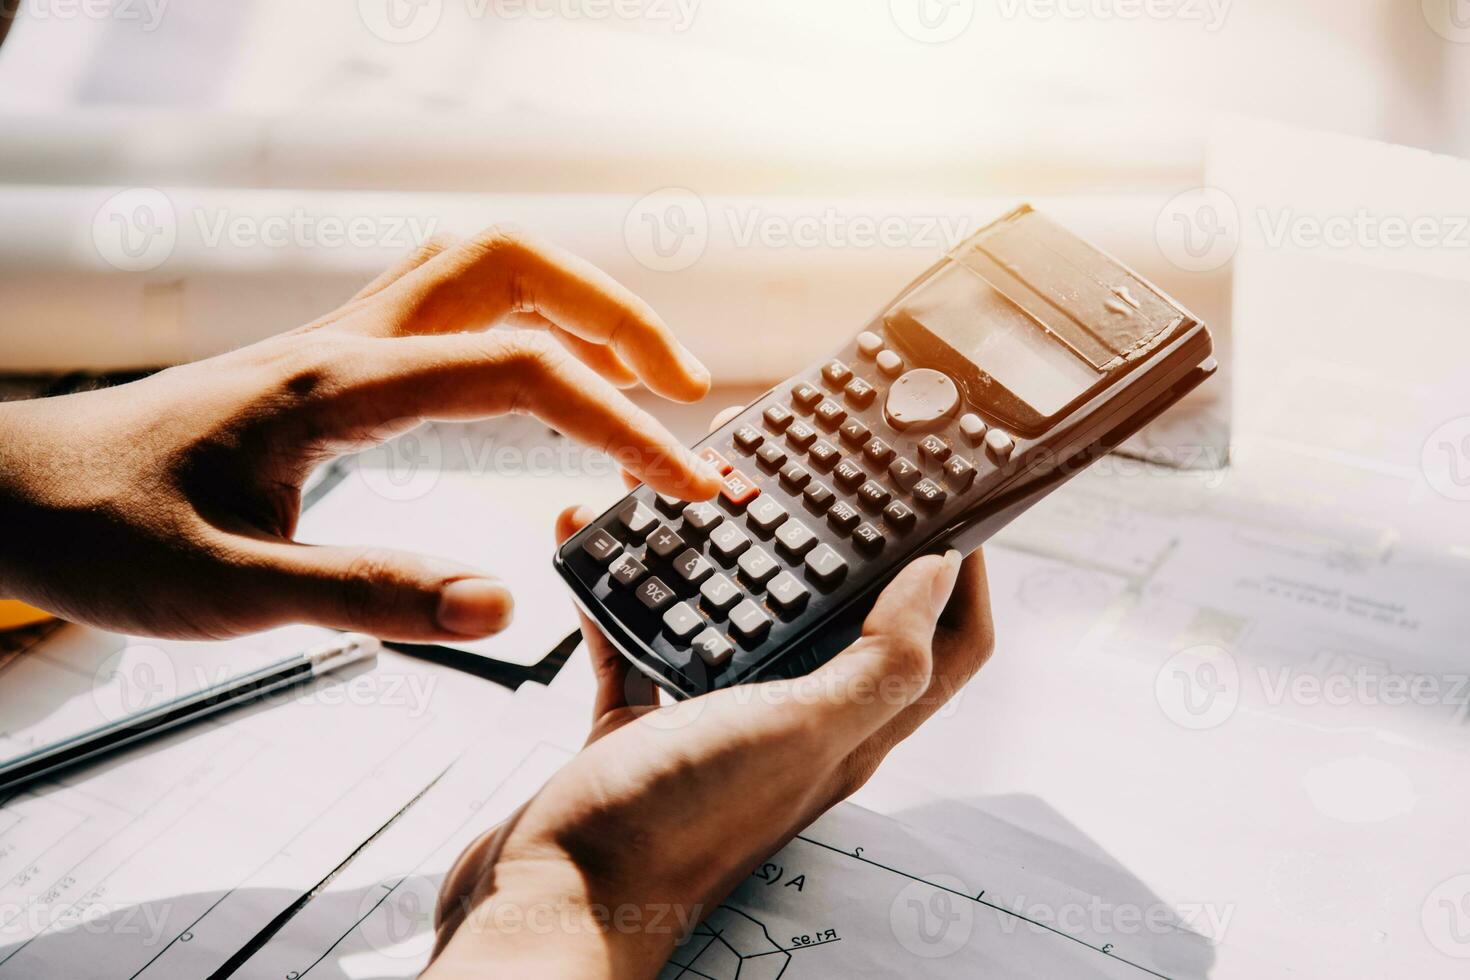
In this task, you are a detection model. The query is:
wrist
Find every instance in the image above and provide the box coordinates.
[428,857,699,980]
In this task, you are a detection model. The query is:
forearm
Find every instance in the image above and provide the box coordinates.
[427,858,694,980]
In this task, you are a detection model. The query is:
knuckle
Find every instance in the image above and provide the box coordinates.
[470,223,532,262]
[884,637,935,689]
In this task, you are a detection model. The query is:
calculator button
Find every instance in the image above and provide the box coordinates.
[655,492,686,516]
[876,350,904,377]
[857,480,892,511]
[857,330,884,358]
[803,482,835,512]
[863,438,896,467]
[699,448,732,476]
[779,461,811,491]
[828,500,860,533]
[918,435,951,464]
[984,428,1015,459]
[775,519,818,558]
[756,442,787,472]
[814,399,846,430]
[763,403,794,432]
[733,425,764,453]
[683,501,723,535]
[747,496,789,533]
[804,544,848,587]
[888,457,921,491]
[581,528,624,564]
[709,522,752,561]
[647,524,686,561]
[786,420,818,450]
[943,455,976,491]
[844,377,876,409]
[960,413,988,444]
[720,469,761,508]
[853,522,885,555]
[886,368,960,430]
[808,440,840,471]
[692,627,734,667]
[839,417,871,448]
[730,599,773,643]
[879,500,911,531]
[700,573,741,614]
[637,577,676,612]
[834,459,866,491]
[912,479,947,509]
[738,546,780,587]
[617,501,658,541]
[821,359,853,389]
[791,382,823,411]
[609,554,647,588]
[663,602,703,641]
[767,571,810,616]
[672,549,713,585]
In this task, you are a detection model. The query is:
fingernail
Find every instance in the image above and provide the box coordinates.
[681,346,712,385]
[437,578,514,636]
[931,549,963,611]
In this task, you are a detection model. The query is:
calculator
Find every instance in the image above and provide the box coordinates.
[555,205,1215,698]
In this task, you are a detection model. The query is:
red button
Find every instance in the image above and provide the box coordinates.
[700,447,734,475]
[720,469,761,507]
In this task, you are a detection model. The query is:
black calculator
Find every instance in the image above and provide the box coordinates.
[555,205,1215,698]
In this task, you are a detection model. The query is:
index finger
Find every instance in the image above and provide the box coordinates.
[358,227,713,403]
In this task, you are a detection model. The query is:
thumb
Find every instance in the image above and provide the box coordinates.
[798,550,963,745]
[234,539,514,641]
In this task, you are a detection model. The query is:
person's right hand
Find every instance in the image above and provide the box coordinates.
[0,227,721,642]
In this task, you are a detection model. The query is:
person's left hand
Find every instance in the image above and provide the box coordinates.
[426,470,994,978]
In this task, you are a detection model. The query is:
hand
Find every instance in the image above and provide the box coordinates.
[0,228,722,641]
[427,500,994,978]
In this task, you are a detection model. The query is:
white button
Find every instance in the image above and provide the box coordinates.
[984,428,1015,459]
[876,350,904,377]
[959,413,987,444]
[857,331,884,358]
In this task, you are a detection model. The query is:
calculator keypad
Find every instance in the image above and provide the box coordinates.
[565,325,1015,693]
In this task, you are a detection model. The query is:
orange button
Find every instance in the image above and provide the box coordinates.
[720,469,761,507]
[700,447,734,475]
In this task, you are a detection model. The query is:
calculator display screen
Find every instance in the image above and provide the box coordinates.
[886,263,1103,423]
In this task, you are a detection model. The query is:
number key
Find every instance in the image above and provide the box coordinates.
[710,521,752,561]
[672,549,712,585]
[692,627,734,667]
[747,495,789,533]
[767,571,810,616]
[730,599,772,643]
[775,519,818,558]
[700,573,740,614]
[738,546,780,587]
[804,544,848,587]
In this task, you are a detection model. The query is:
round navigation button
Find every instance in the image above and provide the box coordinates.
[884,369,961,430]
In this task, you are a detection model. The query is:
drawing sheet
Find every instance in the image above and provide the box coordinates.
[0,634,504,979]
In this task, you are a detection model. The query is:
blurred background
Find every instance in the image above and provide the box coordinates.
[1,0,1466,379]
